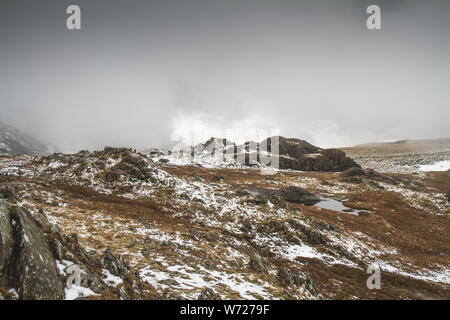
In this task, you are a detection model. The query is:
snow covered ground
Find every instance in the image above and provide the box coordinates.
[418,160,450,172]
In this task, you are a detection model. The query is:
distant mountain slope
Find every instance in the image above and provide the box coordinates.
[340,138,450,157]
[0,122,50,156]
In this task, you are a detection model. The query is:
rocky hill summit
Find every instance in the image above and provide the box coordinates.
[153,136,360,172]
[267,136,359,171]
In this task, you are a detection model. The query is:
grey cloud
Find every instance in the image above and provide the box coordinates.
[0,0,449,152]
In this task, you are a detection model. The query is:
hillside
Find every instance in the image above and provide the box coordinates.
[0,147,448,300]
[0,122,50,156]
[340,138,450,174]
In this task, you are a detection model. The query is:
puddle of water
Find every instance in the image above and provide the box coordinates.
[314,198,360,216]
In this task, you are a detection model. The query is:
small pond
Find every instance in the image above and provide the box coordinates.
[314,197,366,216]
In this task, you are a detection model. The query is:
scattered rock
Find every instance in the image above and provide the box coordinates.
[257,220,286,234]
[235,188,250,197]
[101,248,129,279]
[248,251,268,274]
[32,208,52,233]
[277,268,295,286]
[211,175,226,183]
[293,272,320,296]
[198,287,220,300]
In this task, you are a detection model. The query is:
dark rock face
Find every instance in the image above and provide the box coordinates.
[0,203,14,287]
[446,191,450,202]
[263,136,360,172]
[0,204,64,299]
[1,203,157,300]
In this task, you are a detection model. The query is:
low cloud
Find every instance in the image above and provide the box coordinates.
[0,0,449,152]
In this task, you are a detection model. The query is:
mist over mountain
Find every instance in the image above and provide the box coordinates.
[0,121,52,156]
[1,0,449,151]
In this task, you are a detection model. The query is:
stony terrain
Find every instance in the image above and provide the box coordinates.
[0,140,449,300]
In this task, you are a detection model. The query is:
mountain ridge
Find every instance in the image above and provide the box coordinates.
[0,121,51,156]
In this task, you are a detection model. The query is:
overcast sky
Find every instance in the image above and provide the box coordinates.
[0,0,449,152]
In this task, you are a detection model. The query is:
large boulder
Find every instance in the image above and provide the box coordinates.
[0,203,14,287]
[1,202,158,300]
[6,205,64,299]
[279,186,320,205]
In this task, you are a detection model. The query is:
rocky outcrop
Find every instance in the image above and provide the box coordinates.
[271,137,360,172]
[0,202,158,300]
[194,136,360,172]
[0,203,14,287]
[104,155,154,183]
[0,203,64,299]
